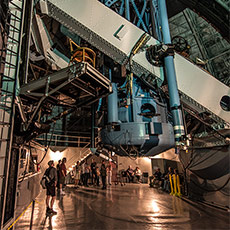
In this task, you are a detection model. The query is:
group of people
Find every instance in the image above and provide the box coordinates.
[43,158,67,215]
[151,167,180,192]
[43,158,144,215]
[72,159,113,190]
[123,165,142,183]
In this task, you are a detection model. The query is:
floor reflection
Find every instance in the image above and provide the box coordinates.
[41,214,54,230]
[14,184,229,230]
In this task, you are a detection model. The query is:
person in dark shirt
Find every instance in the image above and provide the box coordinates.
[84,161,90,187]
[152,168,162,187]
[56,159,61,189]
[100,160,107,189]
[126,165,134,183]
[163,167,173,192]
[59,157,67,195]
[91,159,97,185]
[154,168,162,181]
[74,161,81,188]
[45,160,57,215]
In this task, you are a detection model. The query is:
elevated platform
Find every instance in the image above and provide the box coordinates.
[20,62,112,107]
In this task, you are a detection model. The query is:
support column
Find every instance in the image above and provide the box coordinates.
[158,0,185,145]
[108,69,118,124]
[91,103,95,148]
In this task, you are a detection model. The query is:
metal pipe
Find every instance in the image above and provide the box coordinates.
[136,0,147,28]
[149,0,158,39]
[91,103,95,148]
[108,69,118,123]
[130,0,148,32]
[29,200,35,230]
[119,0,125,15]
[125,0,130,21]
[158,0,185,145]
[20,0,33,85]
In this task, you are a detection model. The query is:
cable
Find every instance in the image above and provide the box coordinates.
[18,144,30,183]
[210,180,230,197]
[30,122,57,165]
[186,148,220,169]
[19,122,57,183]
[190,173,230,192]
[119,145,137,160]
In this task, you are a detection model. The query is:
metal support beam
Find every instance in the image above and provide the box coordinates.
[130,0,148,32]
[108,69,118,123]
[19,0,33,85]
[183,9,214,75]
[125,0,130,21]
[91,104,95,148]
[158,0,185,145]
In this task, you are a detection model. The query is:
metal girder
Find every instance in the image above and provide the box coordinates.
[46,0,230,125]
[20,62,112,129]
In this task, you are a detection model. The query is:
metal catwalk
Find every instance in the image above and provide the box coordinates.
[14,184,229,229]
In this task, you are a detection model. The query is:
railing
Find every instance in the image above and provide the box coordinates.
[69,39,96,67]
[64,136,100,170]
[36,133,91,147]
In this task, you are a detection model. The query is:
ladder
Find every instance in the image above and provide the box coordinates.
[0,0,25,227]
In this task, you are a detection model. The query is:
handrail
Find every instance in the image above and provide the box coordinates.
[38,133,91,139]
[69,39,96,67]
[36,133,91,146]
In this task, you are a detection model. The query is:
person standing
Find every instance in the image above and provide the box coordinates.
[96,167,100,186]
[56,159,61,189]
[45,160,57,215]
[91,159,97,185]
[59,157,67,195]
[74,161,81,188]
[107,162,112,186]
[84,161,90,187]
[100,160,107,189]
[81,160,85,186]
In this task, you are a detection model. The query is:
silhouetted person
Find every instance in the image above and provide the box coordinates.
[59,157,67,195]
[91,159,97,185]
[45,160,57,215]
[56,160,61,189]
[100,160,107,189]
[126,165,134,183]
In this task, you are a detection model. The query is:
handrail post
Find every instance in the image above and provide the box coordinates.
[29,200,35,230]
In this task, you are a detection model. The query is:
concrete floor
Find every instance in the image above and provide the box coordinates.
[14,184,229,230]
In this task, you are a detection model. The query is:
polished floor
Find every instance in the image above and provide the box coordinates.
[14,184,229,230]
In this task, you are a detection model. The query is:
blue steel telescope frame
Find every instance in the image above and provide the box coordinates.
[101,0,162,40]
[102,0,185,145]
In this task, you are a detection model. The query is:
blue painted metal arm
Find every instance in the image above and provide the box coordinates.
[158,0,185,145]
[108,69,118,123]
[130,0,148,32]
[125,0,130,21]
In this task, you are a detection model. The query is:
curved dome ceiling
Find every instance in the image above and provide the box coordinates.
[167,0,230,41]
